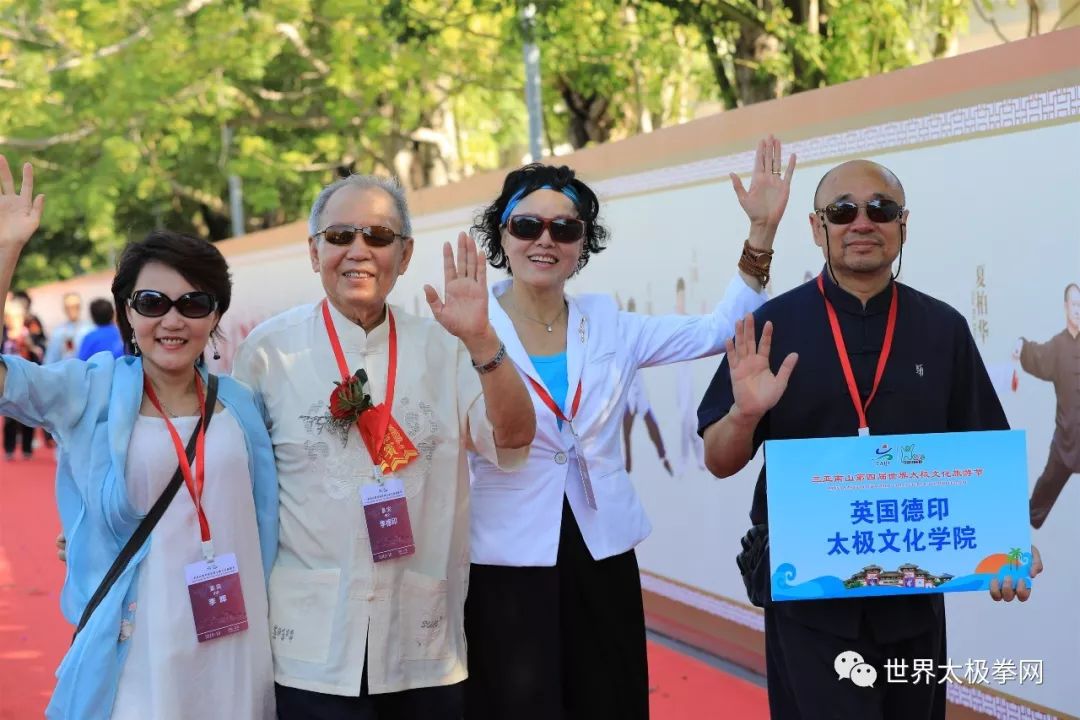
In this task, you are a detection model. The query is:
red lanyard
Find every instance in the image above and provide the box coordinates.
[527,377,583,427]
[143,373,212,558]
[322,300,397,465]
[816,274,898,436]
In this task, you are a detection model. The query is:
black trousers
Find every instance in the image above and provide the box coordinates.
[765,607,946,720]
[464,497,649,720]
[275,676,463,720]
[1029,445,1076,529]
[3,417,34,456]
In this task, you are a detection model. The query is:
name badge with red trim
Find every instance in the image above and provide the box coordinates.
[185,552,249,642]
[361,476,416,562]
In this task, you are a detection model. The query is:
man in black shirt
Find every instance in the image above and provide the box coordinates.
[697,160,1042,719]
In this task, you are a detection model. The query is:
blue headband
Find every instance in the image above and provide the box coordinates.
[499,184,581,226]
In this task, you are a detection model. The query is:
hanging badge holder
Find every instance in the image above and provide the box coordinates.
[568,422,598,509]
[145,374,248,643]
[322,301,420,562]
[360,473,416,562]
[185,552,249,642]
[527,376,598,510]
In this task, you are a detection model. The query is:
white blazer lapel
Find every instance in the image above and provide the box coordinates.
[564,296,588,414]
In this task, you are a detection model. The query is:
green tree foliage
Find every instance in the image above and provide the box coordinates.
[2,0,975,286]
[651,0,970,107]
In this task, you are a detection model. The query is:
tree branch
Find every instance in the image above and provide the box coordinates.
[0,25,58,47]
[27,156,63,171]
[654,0,765,33]
[1053,1,1080,30]
[1026,0,1040,36]
[292,155,357,172]
[970,1,1012,44]
[250,85,323,101]
[0,125,96,149]
[169,180,228,214]
[49,0,217,73]
[273,22,330,76]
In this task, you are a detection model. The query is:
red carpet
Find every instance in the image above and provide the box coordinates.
[0,449,68,720]
[0,450,768,719]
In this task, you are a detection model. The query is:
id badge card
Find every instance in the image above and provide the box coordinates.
[360,475,417,562]
[184,552,249,642]
[569,423,598,509]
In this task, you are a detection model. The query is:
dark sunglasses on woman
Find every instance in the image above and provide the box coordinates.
[817,199,904,225]
[505,215,586,244]
[313,224,405,247]
[128,290,218,319]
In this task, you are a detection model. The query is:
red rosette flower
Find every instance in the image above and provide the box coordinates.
[329,368,373,423]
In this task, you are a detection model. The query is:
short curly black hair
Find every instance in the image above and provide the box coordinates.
[472,164,608,275]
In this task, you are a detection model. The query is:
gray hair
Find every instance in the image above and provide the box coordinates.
[307,174,412,238]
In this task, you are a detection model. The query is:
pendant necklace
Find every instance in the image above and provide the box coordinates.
[508,297,566,333]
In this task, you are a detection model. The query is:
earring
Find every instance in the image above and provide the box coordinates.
[211,337,221,361]
[131,332,140,356]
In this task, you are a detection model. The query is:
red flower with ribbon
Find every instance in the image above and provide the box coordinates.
[329,368,374,424]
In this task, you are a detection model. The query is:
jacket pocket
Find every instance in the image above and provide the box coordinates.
[399,569,452,661]
[267,566,340,664]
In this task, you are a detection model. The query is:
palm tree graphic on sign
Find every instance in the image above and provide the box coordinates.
[1007,548,1023,568]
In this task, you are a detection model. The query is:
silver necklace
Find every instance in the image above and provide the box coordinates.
[508,297,566,333]
[148,378,196,418]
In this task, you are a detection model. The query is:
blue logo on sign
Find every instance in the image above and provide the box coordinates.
[874,444,894,466]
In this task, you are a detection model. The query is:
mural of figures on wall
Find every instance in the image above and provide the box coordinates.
[674,276,707,477]
[1017,282,1080,529]
[620,298,673,476]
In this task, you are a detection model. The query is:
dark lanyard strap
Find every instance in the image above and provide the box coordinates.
[72,373,219,642]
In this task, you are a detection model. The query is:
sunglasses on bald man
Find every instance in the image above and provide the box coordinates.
[817,199,904,225]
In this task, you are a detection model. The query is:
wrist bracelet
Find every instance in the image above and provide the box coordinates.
[473,343,507,375]
[738,239,774,288]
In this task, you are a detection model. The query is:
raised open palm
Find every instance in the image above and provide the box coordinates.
[0,156,45,250]
[730,135,796,229]
[728,313,798,419]
[424,232,490,342]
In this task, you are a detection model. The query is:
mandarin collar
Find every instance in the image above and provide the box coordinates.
[819,266,895,316]
[324,298,391,354]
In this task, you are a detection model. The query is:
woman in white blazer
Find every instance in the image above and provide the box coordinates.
[463,137,797,720]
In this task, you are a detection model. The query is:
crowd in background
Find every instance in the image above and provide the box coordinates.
[1,290,123,460]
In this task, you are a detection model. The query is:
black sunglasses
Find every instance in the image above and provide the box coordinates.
[128,290,218,319]
[314,224,405,248]
[505,215,586,244]
[817,199,904,225]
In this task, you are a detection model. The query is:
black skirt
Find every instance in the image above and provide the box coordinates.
[464,496,649,720]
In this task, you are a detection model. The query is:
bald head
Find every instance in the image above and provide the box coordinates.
[814,160,906,209]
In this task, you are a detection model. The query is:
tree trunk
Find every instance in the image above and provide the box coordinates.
[732,22,784,104]
[558,78,613,149]
[703,31,740,109]
[787,0,824,90]
[199,203,233,241]
[623,5,652,134]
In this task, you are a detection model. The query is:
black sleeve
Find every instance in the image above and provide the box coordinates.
[697,352,735,437]
[948,314,1010,432]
